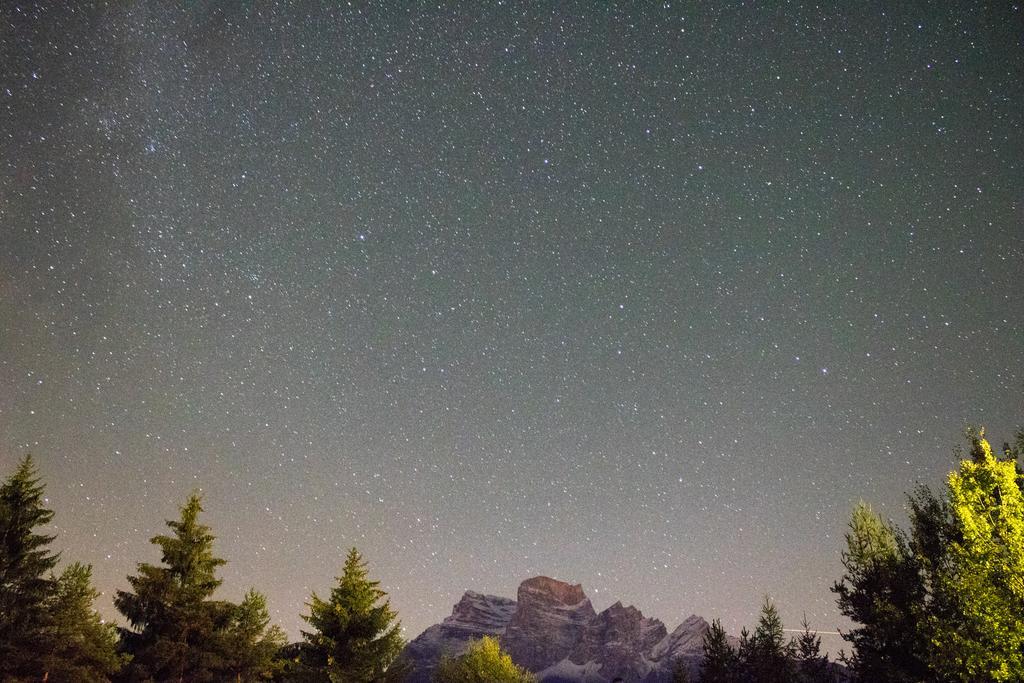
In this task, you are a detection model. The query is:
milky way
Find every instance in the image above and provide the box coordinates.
[2,2,1022,650]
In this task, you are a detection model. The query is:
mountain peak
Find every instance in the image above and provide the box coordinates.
[402,577,716,682]
[518,576,588,605]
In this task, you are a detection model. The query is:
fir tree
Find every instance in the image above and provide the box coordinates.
[831,502,928,682]
[115,492,232,682]
[221,589,287,682]
[699,618,738,683]
[0,454,60,679]
[299,547,406,682]
[746,596,795,683]
[433,636,535,683]
[794,615,832,683]
[41,562,127,682]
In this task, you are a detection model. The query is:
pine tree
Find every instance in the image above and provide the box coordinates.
[794,615,832,683]
[927,430,1024,681]
[41,562,127,682]
[433,636,535,683]
[0,454,60,679]
[699,618,738,683]
[746,596,795,683]
[299,547,406,682]
[735,626,754,682]
[831,502,928,682]
[115,492,232,682]
[221,589,287,682]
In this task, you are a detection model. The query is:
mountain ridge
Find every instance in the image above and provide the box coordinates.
[402,576,725,682]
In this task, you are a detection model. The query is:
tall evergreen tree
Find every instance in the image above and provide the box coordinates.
[745,596,795,683]
[221,589,287,682]
[0,454,60,679]
[699,618,738,683]
[831,502,929,682]
[299,547,406,682]
[794,615,832,683]
[115,492,232,682]
[41,562,127,682]
[927,431,1024,681]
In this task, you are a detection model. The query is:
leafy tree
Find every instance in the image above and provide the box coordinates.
[699,618,738,683]
[794,615,832,683]
[831,502,928,682]
[222,589,287,682]
[433,636,535,683]
[744,596,795,683]
[298,547,406,682]
[41,562,127,682]
[115,492,232,682]
[0,454,60,679]
[927,430,1024,681]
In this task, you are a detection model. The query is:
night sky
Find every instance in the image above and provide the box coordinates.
[2,2,1022,651]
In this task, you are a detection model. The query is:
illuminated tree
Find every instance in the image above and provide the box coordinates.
[298,548,406,682]
[433,636,535,683]
[927,430,1024,681]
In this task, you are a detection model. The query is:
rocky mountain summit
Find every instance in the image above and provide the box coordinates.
[402,576,716,682]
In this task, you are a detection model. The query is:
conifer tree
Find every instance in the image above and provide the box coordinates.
[433,636,536,683]
[794,615,832,683]
[699,618,738,683]
[831,502,928,682]
[221,589,287,682]
[746,596,795,683]
[0,454,60,679]
[299,547,406,682]
[115,492,232,682]
[41,562,127,682]
[928,430,1024,681]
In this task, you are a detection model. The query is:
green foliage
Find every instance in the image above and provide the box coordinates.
[432,636,535,683]
[115,493,237,681]
[298,547,406,683]
[0,455,60,679]
[927,432,1024,681]
[222,589,288,681]
[699,618,738,683]
[41,562,128,682]
[831,502,929,682]
[744,596,796,683]
[116,493,287,681]
[835,425,1024,682]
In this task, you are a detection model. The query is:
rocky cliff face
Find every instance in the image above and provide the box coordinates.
[401,576,716,682]
[503,576,597,672]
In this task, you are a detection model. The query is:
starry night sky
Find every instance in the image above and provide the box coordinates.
[2,2,1022,650]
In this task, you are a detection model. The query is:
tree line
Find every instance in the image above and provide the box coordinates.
[1,424,1022,682]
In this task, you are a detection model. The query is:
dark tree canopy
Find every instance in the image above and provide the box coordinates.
[0,455,60,679]
[114,493,233,682]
